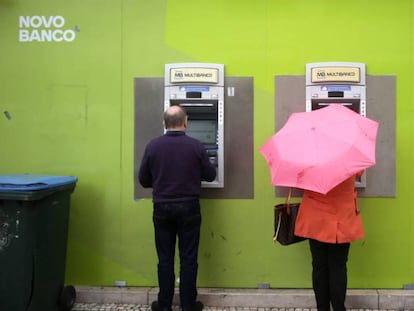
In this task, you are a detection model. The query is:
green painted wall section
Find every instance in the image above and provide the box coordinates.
[0,0,412,288]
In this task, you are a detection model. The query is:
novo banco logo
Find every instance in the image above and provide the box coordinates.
[19,16,79,42]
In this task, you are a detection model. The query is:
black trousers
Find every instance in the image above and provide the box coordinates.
[309,239,350,311]
[153,200,201,310]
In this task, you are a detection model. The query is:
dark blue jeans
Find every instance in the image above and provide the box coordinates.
[153,200,201,310]
[309,239,350,311]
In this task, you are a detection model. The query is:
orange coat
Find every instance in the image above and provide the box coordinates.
[294,175,364,244]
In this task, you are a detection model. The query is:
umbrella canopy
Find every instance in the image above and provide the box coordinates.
[259,104,379,194]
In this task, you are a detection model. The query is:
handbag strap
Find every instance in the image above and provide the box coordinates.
[285,188,292,215]
[273,212,282,242]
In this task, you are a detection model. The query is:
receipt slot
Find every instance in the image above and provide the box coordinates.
[305,62,367,187]
[164,63,224,188]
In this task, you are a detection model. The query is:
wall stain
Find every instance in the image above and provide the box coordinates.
[3,111,11,120]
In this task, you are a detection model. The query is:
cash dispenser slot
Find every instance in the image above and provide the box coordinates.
[186,91,202,98]
[328,91,344,97]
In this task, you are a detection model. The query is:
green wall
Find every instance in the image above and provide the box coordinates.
[0,0,412,288]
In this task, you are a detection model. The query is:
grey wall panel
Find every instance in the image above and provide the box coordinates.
[362,76,396,198]
[134,77,164,200]
[202,77,254,199]
[274,75,396,198]
[134,77,254,200]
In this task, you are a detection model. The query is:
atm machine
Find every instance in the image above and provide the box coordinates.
[305,62,367,187]
[164,63,224,188]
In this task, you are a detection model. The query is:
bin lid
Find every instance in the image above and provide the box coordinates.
[0,174,78,191]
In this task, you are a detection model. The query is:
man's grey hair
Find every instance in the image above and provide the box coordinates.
[164,105,187,128]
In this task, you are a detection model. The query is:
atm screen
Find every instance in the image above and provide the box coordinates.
[186,119,217,145]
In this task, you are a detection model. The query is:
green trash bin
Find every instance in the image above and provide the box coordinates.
[0,174,77,311]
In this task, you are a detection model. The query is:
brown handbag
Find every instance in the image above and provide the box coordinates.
[273,189,306,245]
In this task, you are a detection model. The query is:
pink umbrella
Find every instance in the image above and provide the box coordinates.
[259,104,379,194]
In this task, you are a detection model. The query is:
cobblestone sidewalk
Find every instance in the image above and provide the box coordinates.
[72,303,151,311]
[72,304,410,311]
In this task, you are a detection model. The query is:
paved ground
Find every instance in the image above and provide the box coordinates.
[73,287,414,310]
[72,304,411,311]
[73,304,150,310]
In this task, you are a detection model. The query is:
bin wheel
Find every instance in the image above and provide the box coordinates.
[59,285,76,311]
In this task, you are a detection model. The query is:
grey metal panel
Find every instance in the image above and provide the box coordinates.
[274,75,396,198]
[134,77,164,200]
[361,75,396,197]
[201,77,254,199]
[134,76,254,200]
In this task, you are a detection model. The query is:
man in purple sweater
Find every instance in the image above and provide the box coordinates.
[139,105,216,311]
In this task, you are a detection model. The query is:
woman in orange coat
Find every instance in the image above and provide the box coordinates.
[295,173,364,311]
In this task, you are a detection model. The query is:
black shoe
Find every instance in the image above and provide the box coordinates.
[194,301,204,311]
[151,301,172,311]
[183,301,204,311]
[151,301,159,311]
